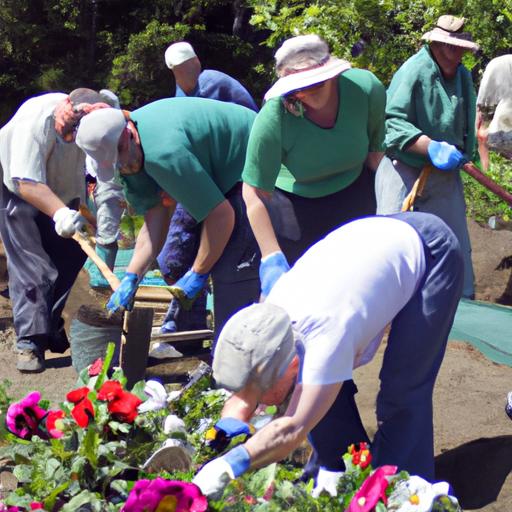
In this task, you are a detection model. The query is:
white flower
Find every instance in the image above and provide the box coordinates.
[163,414,186,435]
[388,476,457,512]
[138,380,168,413]
[167,390,182,403]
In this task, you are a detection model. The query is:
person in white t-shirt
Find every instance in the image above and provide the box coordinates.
[192,211,463,498]
[0,89,108,372]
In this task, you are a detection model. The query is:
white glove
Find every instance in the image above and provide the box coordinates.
[53,207,85,238]
[192,458,235,499]
[311,467,344,498]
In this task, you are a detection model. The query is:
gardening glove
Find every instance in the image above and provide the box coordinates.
[193,445,251,499]
[311,467,344,498]
[427,140,466,171]
[168,269,209,310]
[259,251,290,298]
[106,272,138,313]
[205,417,255,452]
[53,207,86,238]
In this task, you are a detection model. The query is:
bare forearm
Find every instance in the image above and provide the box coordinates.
[192,200,234,274]
[127,203,173,276]
[405,134,431,156]
[16,181,66,217]
[244,416,306,469]
[242,183,281,258]
[365,151,384,172]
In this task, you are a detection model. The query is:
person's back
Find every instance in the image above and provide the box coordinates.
[165,41,258,111]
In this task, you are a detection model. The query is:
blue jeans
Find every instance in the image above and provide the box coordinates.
[307,211,463,481]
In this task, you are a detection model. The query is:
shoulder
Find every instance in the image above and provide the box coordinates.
[340,68,385,97]
[200,69,239,85]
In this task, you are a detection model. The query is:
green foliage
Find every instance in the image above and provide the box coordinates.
[463,153,512,223]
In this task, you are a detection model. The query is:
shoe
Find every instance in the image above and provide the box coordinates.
[506,391,512,420]
[16,349,45,373]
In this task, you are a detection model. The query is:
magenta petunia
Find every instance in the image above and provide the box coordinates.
[121,478,207,512]
[5,391,48,439]
[347,465,398,512]
[88,358,103,376]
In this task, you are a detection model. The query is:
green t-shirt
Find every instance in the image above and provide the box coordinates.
[242,69,386,198]
[385,46,476,169]
[121,98,256,221]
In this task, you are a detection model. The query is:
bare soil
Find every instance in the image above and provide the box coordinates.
[0,219,511,510]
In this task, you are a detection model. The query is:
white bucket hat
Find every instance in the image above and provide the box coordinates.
[213,303,296,392]
[75,108,126,181]
[264,34,351,101]
[165,42,197,69]
[421,15,479,51]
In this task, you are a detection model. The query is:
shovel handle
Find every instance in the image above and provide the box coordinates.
[462,162,512,206]
[72,232,121,291]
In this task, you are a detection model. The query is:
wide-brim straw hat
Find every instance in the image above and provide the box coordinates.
[421,15,479,51]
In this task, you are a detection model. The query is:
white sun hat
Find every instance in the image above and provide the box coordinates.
[264,34,351,101]
[164,42,197,69]
[421,15,479,51]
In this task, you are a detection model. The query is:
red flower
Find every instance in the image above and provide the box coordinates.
[88,358,103,376]
[30,503,44,510]
[108,391,142,423]
[97,380,123,401]
[347,465,397,512]
[46,410,66,438]
[66,387,95,428]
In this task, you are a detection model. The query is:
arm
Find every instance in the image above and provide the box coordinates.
[244,382,342,469]
[126,201,174,277]
[192,199,235,274]
[16,181,66,217]
[242,182,281,258]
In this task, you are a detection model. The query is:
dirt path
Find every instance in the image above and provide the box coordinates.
[0,219,511,510]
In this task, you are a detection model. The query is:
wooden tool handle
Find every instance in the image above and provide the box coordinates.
[401,165,432,212]
[462,162,512,206]
[72,232,121,291]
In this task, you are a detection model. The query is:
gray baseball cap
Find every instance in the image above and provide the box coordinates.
[213,303,296,392]
[75,108,126,181]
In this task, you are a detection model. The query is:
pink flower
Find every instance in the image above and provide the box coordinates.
[348,465,398,512]
[121,478,207,512]
[46,410,66,438]
[5,391,47,439]
[88,358,103,376]
[30,503,44,510]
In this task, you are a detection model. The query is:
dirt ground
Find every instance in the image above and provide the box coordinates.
[0,219,511,510]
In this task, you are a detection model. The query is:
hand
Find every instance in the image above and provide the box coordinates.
[427,140,466,171]
[193,445,251,498]
[311,467,344,498]
[259,251,290,297]
[168,269,208,309]
[205,417,255,452]
[53,207,86,238]
[106,272,138,313]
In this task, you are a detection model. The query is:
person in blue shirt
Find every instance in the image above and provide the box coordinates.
[157,41,259,335]
[164,41,258,112]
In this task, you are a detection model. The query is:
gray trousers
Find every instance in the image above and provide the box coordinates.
[307,211,463,481]
[375,156,474,298]
[0,186,87,352]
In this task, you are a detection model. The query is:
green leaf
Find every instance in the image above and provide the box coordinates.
[12,464,32,483]
[94,342,116,390]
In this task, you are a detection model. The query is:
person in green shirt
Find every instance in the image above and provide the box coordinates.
[241,34,385,484]
[241,34,386,299]
[376,15,479,299]
[75,98,260,341]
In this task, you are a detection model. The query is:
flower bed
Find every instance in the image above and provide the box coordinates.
[0,344,461,511]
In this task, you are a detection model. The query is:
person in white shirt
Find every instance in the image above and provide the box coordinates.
[192,211,463,497]
[0,89,107,372]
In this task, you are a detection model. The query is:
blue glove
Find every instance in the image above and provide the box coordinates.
[427,140,466,171]
[193,445,251,498]
[259,251,290,297]
[106,272,139,313]
[205,417,255,452]
[168,269,208,310]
